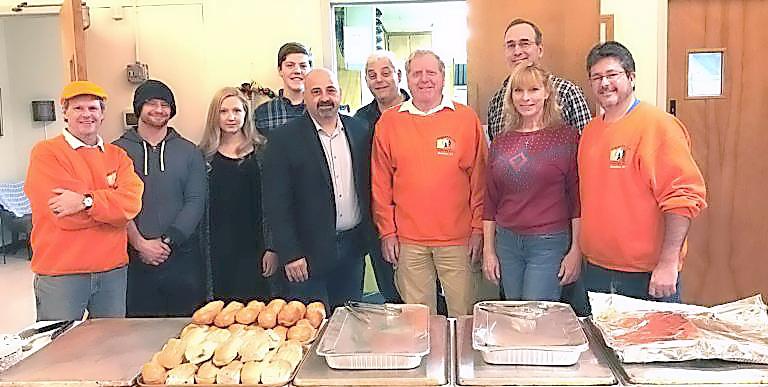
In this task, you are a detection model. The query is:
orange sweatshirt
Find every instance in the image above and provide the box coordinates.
[24,135,144,275]
[578,102,707,272]
[371,102,487,246]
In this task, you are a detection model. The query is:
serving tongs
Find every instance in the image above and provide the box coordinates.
[477,303,547,319]
[344,301,402,324]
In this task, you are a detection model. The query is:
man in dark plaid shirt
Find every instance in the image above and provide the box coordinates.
[487,19,591,141]
[254,42,312,135]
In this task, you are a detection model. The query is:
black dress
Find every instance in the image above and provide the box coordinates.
[209,151,269,301]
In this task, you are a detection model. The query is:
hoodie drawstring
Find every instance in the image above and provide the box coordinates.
[142,141,149,176]
[160,140,166,172]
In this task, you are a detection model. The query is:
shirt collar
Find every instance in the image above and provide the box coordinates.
[277,89,305,107]
[398,96,455,116]
[310,114,344,136]
[62,128,105,151]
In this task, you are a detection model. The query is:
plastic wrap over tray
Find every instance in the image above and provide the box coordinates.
[316,303,430,370]
[589,292,768,363]
[472,301,588,365]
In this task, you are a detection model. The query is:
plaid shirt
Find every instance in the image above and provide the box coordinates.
[0,181,31,217]
[253,89,306,135]
[487,75,591,140]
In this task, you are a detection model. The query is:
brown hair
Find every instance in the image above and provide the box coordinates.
[199,87,266,160]
[501,63,561,133]
[504,18,543,44]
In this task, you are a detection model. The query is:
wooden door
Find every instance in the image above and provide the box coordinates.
[669,0,768,305]
[59,0,87,81]
[466,0,599,122]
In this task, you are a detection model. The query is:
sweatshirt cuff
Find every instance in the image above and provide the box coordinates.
[164,226,187,246]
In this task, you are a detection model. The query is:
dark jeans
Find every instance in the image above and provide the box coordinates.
[368,238,402,303]
[287,226,365,314]
[583,261,681,303]
[126,238,206,317]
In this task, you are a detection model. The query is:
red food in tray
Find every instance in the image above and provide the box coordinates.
[613,312,700,344]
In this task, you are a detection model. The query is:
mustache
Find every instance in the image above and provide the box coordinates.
[317,101,335,108]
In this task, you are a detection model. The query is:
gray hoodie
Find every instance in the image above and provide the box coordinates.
[113,127,206,245]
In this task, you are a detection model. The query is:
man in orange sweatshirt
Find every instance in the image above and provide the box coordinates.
[372,50,487,316]
[579,42,707,303]
[25,81,144,321]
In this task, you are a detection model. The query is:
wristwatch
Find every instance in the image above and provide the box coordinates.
[82,193,94,210]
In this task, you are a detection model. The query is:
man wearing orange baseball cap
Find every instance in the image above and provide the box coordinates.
[24,80,144,321]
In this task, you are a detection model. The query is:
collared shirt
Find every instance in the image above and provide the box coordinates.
[353,88,411,133]
[253,89,306,135]
[487,75,592,140]
[398,96,456,116]
[62,128,105,151]
[310,115,361,231]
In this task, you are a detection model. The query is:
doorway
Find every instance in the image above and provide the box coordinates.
[668,0,768,305]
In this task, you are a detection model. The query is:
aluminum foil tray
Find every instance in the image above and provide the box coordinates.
[472,301,588,365]
[316,304,430,370]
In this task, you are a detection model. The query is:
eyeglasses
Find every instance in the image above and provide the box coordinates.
[505,40,536,50]
[589,71,628,83]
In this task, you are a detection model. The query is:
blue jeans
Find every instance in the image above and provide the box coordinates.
[496,227,571,301]
[288,226,365,313]
[34,265,127,321]
[583,262,681,303]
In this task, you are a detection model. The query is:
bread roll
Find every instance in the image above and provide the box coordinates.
[227,323,247,334]
[192,300,225,325]
[241,361,266,384]
[246,300,266,312]
[246,324,265,332]
[216,360,243,385]
[195,360,219,384]
[180,323,206,338]
[157,338,186,369]
[205,327,232,344]
[304,310,323,329]
[213,336,244,366]
[235,306,260,325]
[276,340,304,369]
[140,362,166,385]
[213,301,245,328]
[184,339,217,364]
[165,363,196,385]
[261,359,293,385]
[288,300,307,317]
[257,308,278,329]
[266,298,287,312]
[265,328,283,349]
[240,331,272,362]
[306,301,326,317]
[278,303,304,327]
[272,325,288,341]
[287,324,315,343]
[180,325,209,347]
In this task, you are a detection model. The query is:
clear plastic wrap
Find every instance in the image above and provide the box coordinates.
[472,301,588,365]
[589,292,768,363]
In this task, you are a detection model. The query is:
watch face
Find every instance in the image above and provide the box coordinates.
[84,196,94,207]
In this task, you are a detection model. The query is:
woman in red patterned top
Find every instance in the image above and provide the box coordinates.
[482,63,582,301]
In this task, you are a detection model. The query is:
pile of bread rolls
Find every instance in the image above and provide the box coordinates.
[141,299,325,385]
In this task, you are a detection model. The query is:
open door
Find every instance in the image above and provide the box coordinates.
[59,0,87,81]
[668,0,768,305]
[466,0,599,122]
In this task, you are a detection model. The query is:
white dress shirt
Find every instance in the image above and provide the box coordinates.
[311,115,361,231]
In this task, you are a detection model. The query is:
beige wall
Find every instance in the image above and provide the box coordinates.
[600,0,667,108]
[85,0,331,144]
[0,15,65,182]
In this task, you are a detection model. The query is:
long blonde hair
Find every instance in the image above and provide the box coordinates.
[501,63,561,133]
[199,87,266,160]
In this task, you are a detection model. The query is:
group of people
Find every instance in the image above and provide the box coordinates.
[24,18,707,322]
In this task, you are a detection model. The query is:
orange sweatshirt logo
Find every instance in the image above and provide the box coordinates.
[609,146,628,168]
[436,136,456,156]
[106,171,118,188]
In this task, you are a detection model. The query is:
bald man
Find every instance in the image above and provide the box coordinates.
[263,69,373,310]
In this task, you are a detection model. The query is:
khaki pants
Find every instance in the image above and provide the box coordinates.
[395,243,474,317]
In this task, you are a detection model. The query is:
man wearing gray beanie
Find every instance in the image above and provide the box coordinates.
[114,79,208,317]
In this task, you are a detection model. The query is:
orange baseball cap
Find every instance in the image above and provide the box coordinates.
[60,81,108,104]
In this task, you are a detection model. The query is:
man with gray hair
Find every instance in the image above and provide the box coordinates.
[487,18,591,140]
[354,50,409,304]
[371,50,487,316]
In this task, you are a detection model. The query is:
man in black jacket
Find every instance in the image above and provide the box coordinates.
[263,68,371,310]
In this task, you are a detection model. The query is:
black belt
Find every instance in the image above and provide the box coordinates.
[336,223,360,238]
